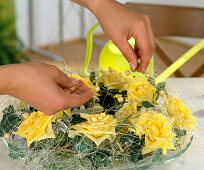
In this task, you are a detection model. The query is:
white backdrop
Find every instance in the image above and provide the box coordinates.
[15,0,204,47]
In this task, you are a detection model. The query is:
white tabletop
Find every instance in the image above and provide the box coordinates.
[0,78,204,170]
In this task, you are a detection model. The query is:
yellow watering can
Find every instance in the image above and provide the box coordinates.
[81,23,204,82]
[80,23,154,78]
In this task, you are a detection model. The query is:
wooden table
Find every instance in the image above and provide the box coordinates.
[0,78,204,170]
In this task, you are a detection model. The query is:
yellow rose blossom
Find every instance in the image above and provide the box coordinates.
[125,77,156,105]
[129,110,175,155]
[115,102,137,121]
[68,112,117,147]
[14,109,70,146]
[165,96,197,131]
[68,74,99,100]
[99,68,132,91]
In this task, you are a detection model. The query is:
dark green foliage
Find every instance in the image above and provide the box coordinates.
[63,111,70,125]
[0,105,21,136]
[148,77,156,87]
[32,139,53,150]
[89,71,96,83]
[84,97,95,109]
[8,143,25,160]
[155,82,168,100]
[123,133,145,164]
[97,82,127,115]
[71,115,87,125]
[152,148,163,163]
[87,149,112,169]
[0,5,28,65]
[173,127,187,137]
[137,101,155,111]
[21,105,37,113]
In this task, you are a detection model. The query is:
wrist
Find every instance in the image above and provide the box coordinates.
[0,64,17,95]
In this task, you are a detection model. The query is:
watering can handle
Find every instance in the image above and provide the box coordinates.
[80,22,100,77]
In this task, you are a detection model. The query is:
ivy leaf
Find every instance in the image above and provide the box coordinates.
[72,140,89,153]
[0,105,20,136]
[156,82,166,91]
[137,101,155,111]
[87,149,111,169]
[71,115,87,125]
[152,148,163,163]
[148,77,156,87]
[173,127,187,137]
[128,134,145,164]
[89,71,96,83]
[63,111,70,125]
[8,143,26,159]
[84,98,95,109]
[155,82,168,100]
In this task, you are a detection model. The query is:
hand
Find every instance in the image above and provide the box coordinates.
[0,62,93,115]
[86,0,156,73]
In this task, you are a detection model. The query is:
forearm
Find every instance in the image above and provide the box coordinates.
[0,65,13,95]
[70,0,113,14]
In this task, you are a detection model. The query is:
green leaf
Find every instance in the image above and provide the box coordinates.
[8,152,19,160]
[0,105,20,136]
[129,134,145,164]
[173,127,187,137]
[152,148,163,163]
[148,77,156,87]
[8,143,26,159]
[63,111,70,125]
[155,81,168,100]
[156,82,166,91]
[71,115,87,125]
[72,140,89,153]
[2,105,15,114]
[87,149,111,169]
[141,101,155,108]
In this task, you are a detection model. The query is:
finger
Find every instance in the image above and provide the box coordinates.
[65,87,94,108]
[56,72,84,88]
[114,37,138,72]
[144,15,156,52]
[133,30,152,73]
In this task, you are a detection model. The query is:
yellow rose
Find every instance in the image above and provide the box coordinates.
[165,96,197,131]
[14,109,70,146]
[129,110,175,155]
[99,68,132,91]
[115,102,137,121]
[68,74,99,100]
[69,113,117,147]
[125,77,156,105]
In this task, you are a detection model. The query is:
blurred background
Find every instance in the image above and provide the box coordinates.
[1,0,204,76]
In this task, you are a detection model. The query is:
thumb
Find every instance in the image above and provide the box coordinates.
[114,37,138,72]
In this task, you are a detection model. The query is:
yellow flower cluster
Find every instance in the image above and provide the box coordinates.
[166,96,197,131]
[68,74,99,99]
[69,113,117,147]
[125,77,156,105]
[14,109,70,146]
[99,68,131,91]
[129,110,175,155]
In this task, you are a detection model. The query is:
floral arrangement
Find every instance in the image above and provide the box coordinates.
[0,68,197,169]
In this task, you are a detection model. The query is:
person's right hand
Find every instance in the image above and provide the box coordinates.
[0,62,93,115]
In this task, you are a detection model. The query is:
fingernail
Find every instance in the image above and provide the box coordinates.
[129,62,136,72]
